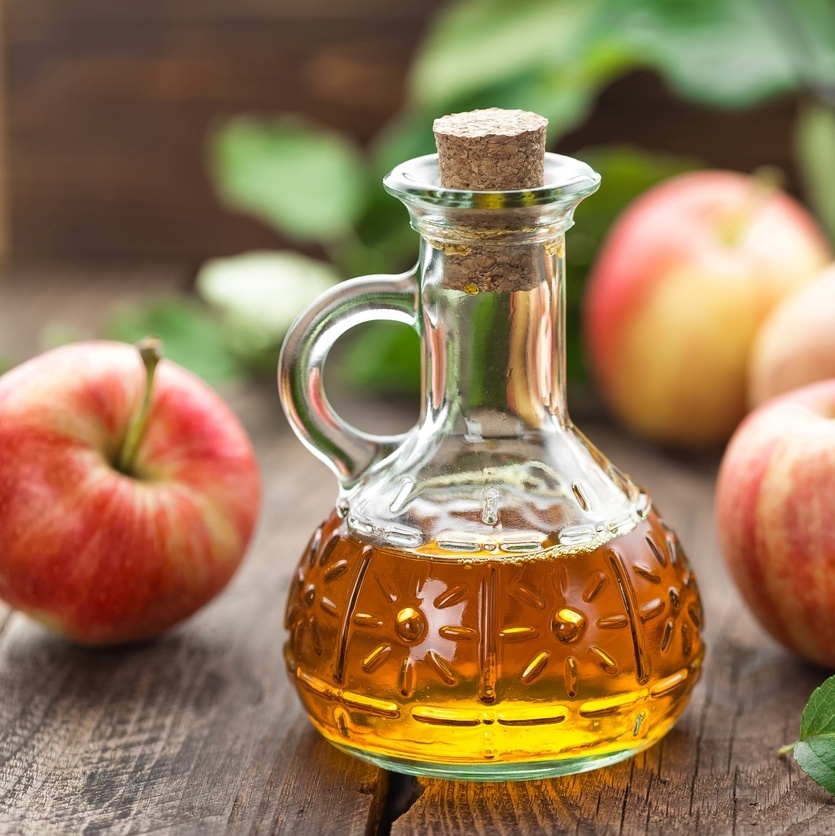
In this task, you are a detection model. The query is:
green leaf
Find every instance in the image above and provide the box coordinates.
[105,298,243,384]
[604,0,835,109]
[790,675,835,794]
[410,0,602,110]
[407,0,835,136]
[795,100,835,244]
[196,250,339,372]
[197,250,338,343]
[607,0,798,107]
[210,115,368,243]
[405,0,631,142]
[775,0,835,90]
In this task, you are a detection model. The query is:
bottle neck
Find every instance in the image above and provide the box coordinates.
[417,233,567,437]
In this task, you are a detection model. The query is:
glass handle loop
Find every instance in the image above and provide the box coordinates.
[278,268,419,487]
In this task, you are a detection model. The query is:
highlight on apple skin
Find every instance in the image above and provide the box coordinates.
[583,170,832,447]
[0,341,262,646]
[748,262,835,408]
[716,379,835,668]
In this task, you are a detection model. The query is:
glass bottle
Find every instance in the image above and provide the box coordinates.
[279,151,704,781]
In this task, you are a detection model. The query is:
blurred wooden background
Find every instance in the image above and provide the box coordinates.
[0,0,800,266]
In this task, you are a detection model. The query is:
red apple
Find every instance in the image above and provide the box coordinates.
[0,340,261,645]
[716,379,835,666]
[748,263,835,407]
[584,170,831,446]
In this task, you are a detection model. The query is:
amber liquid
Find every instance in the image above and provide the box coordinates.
[285,508,703,779]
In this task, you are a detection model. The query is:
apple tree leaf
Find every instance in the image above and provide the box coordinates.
[196,250,339,372]
[411,0,602,109]
[105,298,243,384]
[407,0,835,134]
[407,0,631,142]
[606,0,799,108]
[783,675,835,795]
[210,115,368,243]
[601,0,835,107]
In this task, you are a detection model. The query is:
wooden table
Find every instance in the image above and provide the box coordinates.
[1,268,834,834]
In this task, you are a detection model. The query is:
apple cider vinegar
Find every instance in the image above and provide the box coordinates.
[279,108,705,778]
[284,505,703,778]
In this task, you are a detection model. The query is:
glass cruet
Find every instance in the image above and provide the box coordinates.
[278,113,704,781]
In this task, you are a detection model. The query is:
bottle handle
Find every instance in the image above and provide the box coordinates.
[278,268,419,488]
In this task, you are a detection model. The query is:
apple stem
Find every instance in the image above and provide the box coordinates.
[719,166,784,247]
[117,337,162,475]
[777,741,797,758]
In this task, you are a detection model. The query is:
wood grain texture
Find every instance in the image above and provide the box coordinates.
[2,267,835,834]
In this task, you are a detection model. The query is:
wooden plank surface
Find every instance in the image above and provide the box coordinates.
[1,267,835,834]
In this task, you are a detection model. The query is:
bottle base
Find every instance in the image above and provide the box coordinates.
[328,736,658,781]
[286,507,704,782]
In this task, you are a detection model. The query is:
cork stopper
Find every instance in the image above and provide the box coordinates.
[434,108,548,190]
[432,108,550,292]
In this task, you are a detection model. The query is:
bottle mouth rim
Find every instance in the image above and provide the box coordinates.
[383,152,600,208]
